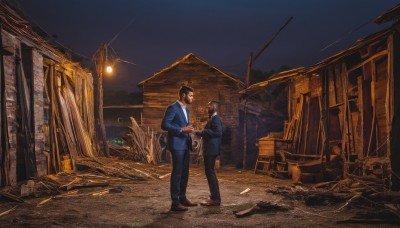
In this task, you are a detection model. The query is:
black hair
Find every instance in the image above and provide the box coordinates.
[179,85,194,96]
[209,100,220,109]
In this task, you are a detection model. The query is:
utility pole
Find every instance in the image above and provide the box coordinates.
[93,44,110,157]
[242,17,293,169]
[243,53,253,169]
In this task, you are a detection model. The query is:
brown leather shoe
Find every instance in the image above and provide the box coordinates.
[170,204,188,211]
[181,198,198,207]
[200,199,221,206]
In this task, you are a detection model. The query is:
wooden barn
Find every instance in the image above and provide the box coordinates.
[138,53,244,164]
[245,9,400,189]
[0,1,98,186]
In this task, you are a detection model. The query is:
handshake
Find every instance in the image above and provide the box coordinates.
[181,126,202,136]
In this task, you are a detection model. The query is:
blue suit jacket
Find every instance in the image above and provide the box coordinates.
[202,114,222,156]
[161,102,192,151]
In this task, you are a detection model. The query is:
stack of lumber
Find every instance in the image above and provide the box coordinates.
[122,117,163,164]
[75,158,159,181]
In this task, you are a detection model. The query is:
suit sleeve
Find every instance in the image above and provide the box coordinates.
[161,106,182,136]
[202,117,222,138]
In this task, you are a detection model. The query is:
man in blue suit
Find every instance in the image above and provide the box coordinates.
[161,85,197,211]
[197,101,222,206]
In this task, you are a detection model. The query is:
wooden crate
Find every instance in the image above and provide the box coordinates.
[255,137,291,173]
[257,137,290,157]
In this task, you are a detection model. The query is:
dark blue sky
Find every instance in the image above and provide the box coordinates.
[16,0,399,91]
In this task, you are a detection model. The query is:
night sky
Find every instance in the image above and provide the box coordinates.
[16,0,399,92]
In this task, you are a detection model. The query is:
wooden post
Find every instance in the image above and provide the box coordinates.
[94,44,110,157]
[243,53,253,169]
[358,76,364,159]
[243,100,248,169]
[324,69,330,163]
[390,31,400,190]
[49,65,56,172]
[0,28,11,185]
[387,34,393,158]
[245,53,253,87]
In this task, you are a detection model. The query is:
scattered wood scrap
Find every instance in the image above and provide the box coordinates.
[60,180,110,191]
[75,158,154,181]
[304,192,355,206]
[0,191,24,203]
[0,206,18,217]
[235,201,291,218]
[265,185,309,200]
[337,209,400,225]
[240,188,251,195]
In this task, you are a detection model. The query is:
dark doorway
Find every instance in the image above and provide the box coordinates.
[16,44,36,181]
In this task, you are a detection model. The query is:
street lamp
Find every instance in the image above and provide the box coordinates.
[106,65,113,74]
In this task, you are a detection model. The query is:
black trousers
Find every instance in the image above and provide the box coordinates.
[204,155,221,201]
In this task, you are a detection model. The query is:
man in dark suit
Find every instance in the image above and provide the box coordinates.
[197,101,222,206]
[161,85,197,211]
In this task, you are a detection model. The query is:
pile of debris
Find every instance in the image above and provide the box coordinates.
[0,157,162,216]
[263,177,400,224]
[109,117,163,164]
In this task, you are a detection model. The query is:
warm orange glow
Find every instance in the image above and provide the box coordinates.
[106,66,113,74]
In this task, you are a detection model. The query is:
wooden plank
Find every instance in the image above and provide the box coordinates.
[0,190,24,202]
[302,95,311,154]
[374,57,389,156]
[0,37,11,185]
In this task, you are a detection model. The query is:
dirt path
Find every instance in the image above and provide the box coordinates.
[0,159,397,227]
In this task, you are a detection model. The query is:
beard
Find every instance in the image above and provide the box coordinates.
[185,96,192,104]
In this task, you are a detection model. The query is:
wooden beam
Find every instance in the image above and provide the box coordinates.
[347,49,389,73]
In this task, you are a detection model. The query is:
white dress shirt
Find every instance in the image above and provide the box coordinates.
[177,100,188,122]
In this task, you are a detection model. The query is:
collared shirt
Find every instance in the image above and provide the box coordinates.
[177,100,188,122]
[210,112,217,119]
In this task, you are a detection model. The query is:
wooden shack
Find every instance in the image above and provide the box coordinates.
[243,11,400,188]
[0,1,98,186]
[302,23,400,188]
[138,53,244,164]
[239,68,305,169]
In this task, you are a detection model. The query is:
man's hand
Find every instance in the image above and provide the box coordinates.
[181,126,195,133]
[194,130,202,137]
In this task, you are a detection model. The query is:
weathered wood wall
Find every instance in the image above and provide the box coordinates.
[1,28,95,186]
[284,27,395,184]
[140,54,243,164]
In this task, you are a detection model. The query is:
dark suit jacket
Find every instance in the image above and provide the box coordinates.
[202,114,222,156]
[161,102,192,151]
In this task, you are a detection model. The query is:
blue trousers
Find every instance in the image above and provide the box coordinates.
[170,149,190,206]
[204,155,221,201]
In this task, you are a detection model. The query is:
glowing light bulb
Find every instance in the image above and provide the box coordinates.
[106,66,113,74]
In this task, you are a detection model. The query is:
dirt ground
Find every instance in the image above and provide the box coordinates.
[0,157,398,227]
